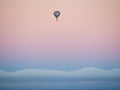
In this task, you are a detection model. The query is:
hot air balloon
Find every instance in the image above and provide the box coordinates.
[53,11,61,21]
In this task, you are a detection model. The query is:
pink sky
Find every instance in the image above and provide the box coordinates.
[0,0,120,67]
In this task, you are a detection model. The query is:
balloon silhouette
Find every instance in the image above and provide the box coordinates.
[53,11,61,21]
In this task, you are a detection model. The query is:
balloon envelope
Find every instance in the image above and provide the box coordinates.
[53,11,60,18]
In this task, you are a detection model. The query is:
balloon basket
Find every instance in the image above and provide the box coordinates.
[56,18,58,21]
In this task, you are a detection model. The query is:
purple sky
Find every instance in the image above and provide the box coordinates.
[0,0,120,70]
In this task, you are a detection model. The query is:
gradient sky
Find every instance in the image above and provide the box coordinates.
[0,0,120,70]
